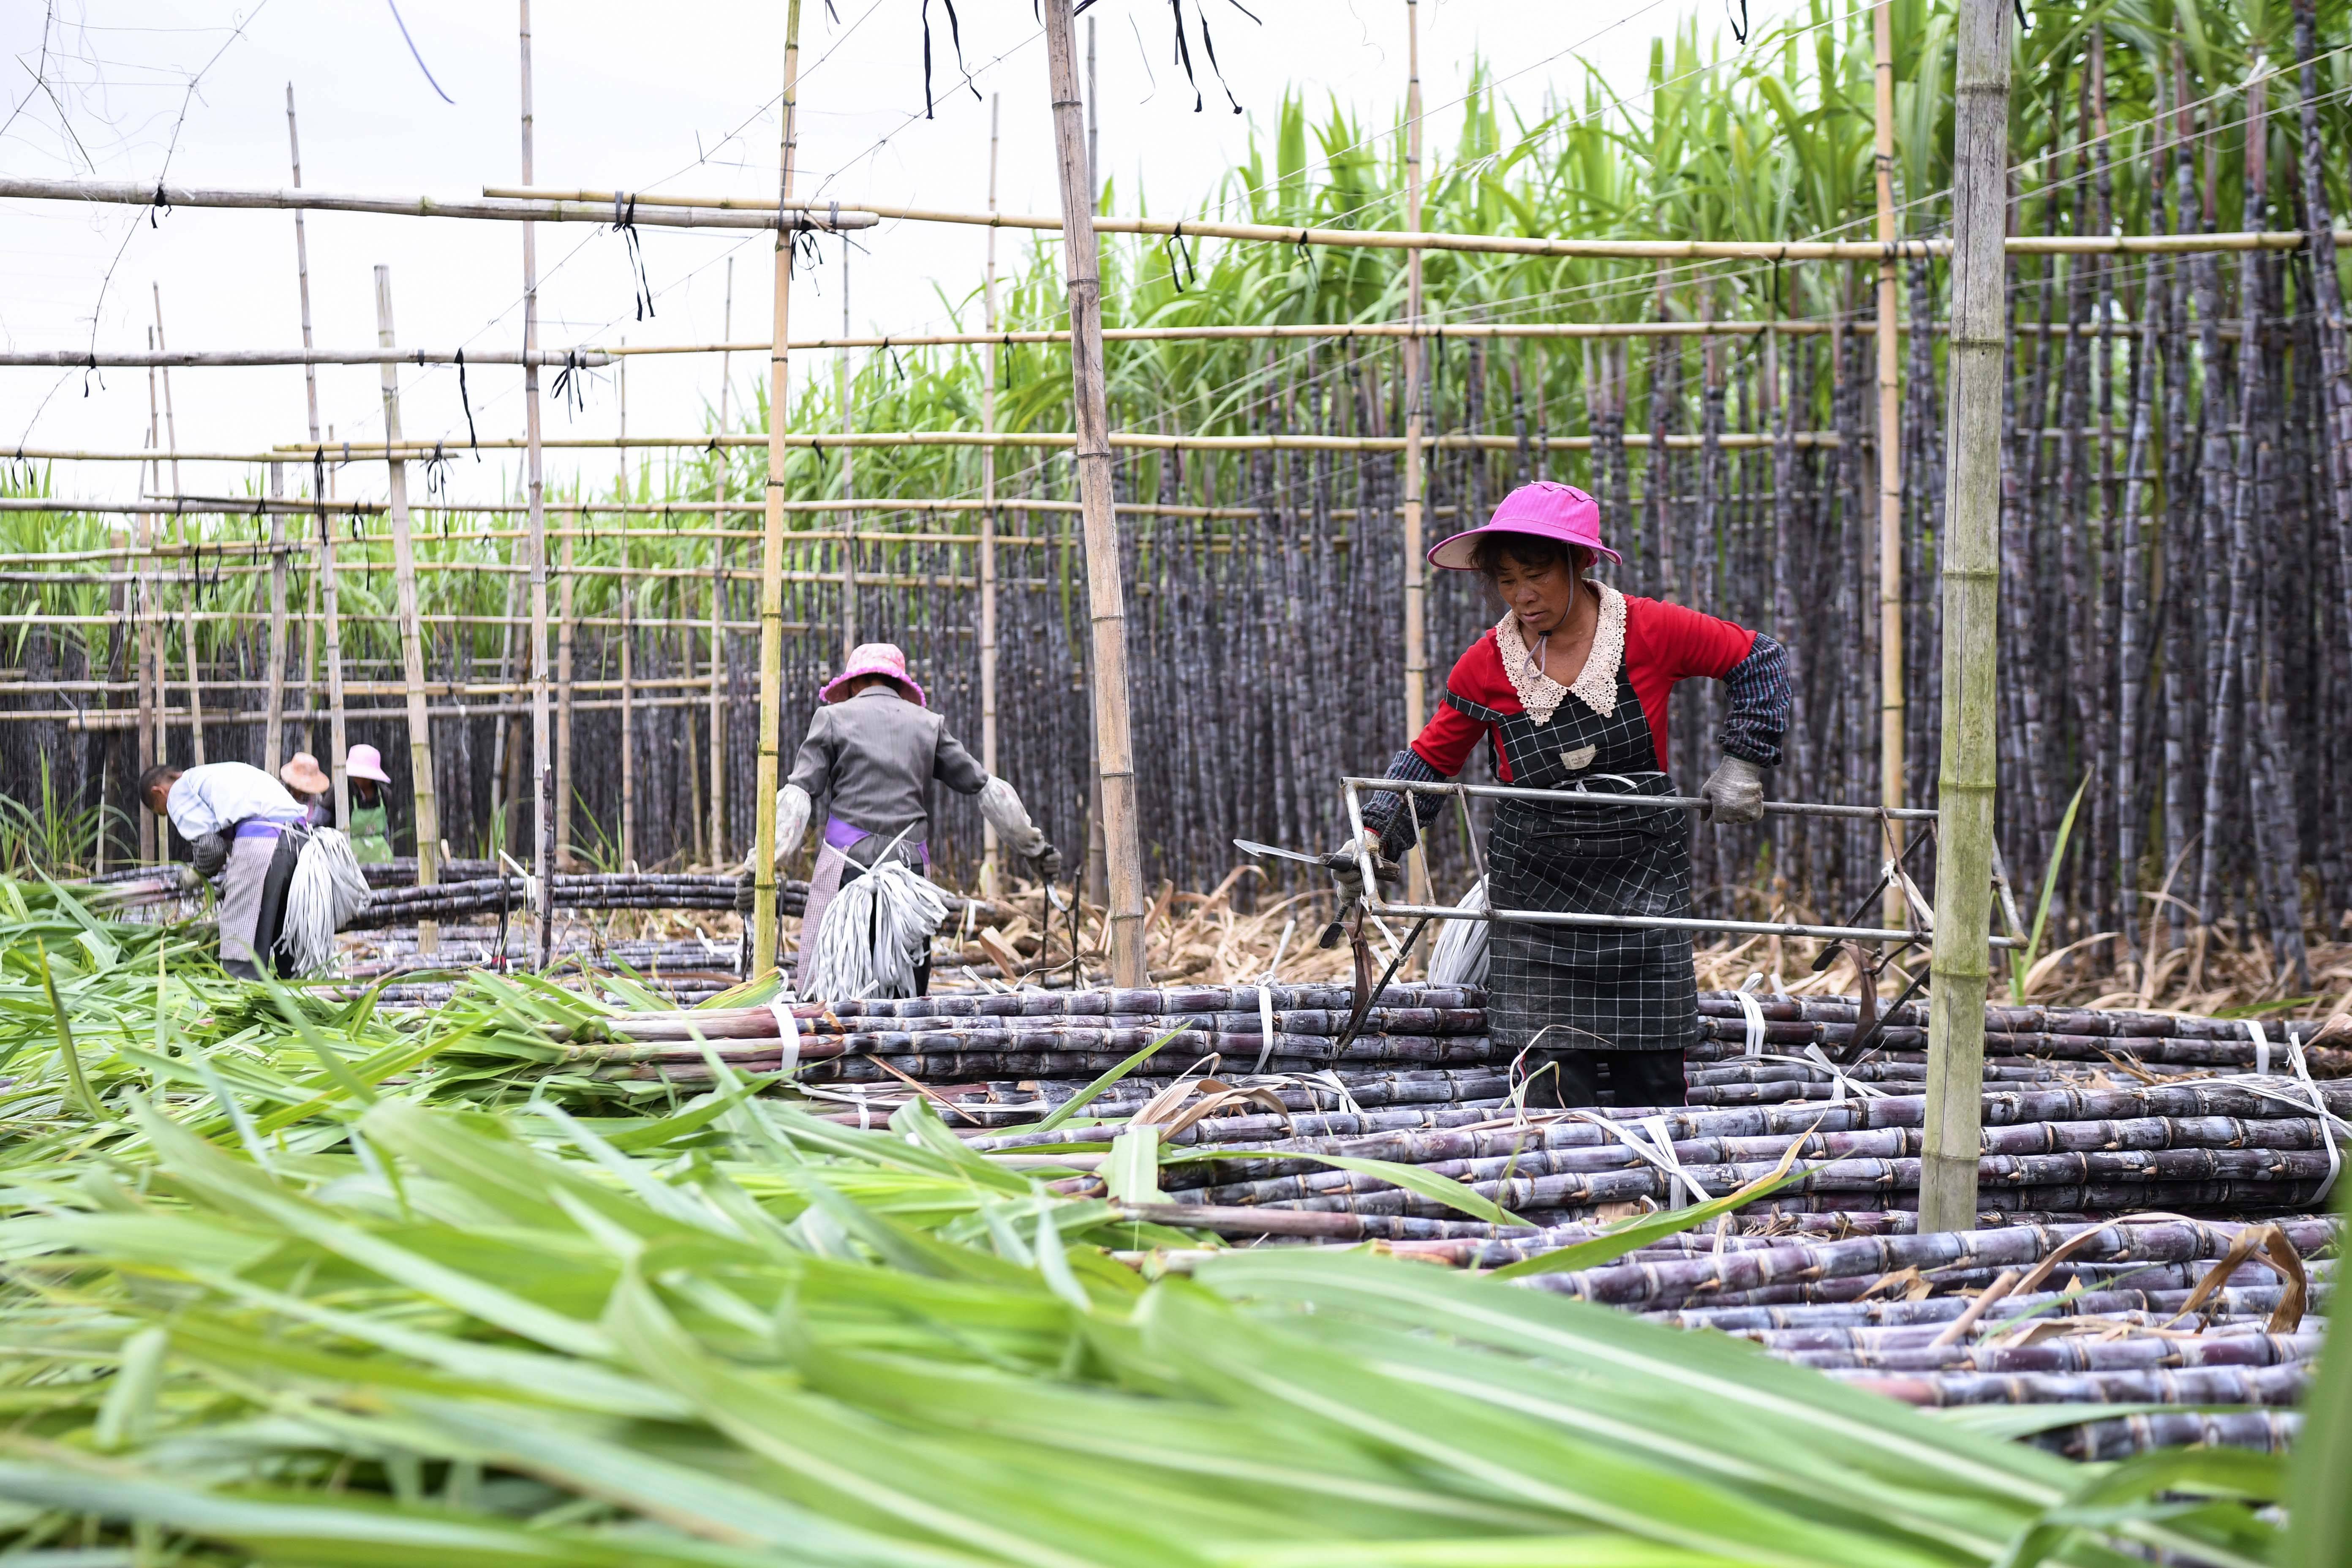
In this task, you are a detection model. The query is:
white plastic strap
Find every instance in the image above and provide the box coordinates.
[2244,1018,2270,1076]
[1801,1043,1888,1102]
[1573,1112,1713,1209]
[2286,1033,2341,1203]
[768,1001,801,1075]
[1735,988,1768,1058]
[1254,982,1278,1076]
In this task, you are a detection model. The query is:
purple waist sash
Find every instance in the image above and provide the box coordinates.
[234,811,308,841]
[823,815,928,865]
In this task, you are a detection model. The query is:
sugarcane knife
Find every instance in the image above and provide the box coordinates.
[1233,838,1351,948]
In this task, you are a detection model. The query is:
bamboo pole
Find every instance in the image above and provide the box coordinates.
[1874,0,1905,920]
[521,0,554,966]
[0,176,876,231]
[1400,0,1428,893]
[374,264,440,956]
[47,428,1870,463]
[264,461,287,772]
[839,248,857,658]
[0,348,610,368]
[2,316,2280,373]
[153,287,206,771]
[488,182,2352,259]
[1920,0,2013,1236]
[710,257,732,866]
[1044,0,1145,986]
[556,515,575,864]
[980,91,1002,890]
[288,84,348,830]
[618,346,636,869]
[751,0,807,975]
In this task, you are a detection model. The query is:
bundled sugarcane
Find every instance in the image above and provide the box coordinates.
[1650,1280,2325,1334]
[814,1068,1516,1130]
[824,982,1486,1019]
[1519,1216,2336,1313]
[348,874,809,928]
[1835,1361,2314,1408]
[1692,993,2347,1071]
[2030,1410,2301,1461]
[360,857,500,887]
[1138,1078,2350,1195]
[1778,1330,2322,1375]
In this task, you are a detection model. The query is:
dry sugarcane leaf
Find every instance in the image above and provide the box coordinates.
[2161,1222,2308,1334]
[1853,1265,1927,1302]
[975,928,1025,979]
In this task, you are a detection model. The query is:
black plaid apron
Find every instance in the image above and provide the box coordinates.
[1455,659,1697,1055]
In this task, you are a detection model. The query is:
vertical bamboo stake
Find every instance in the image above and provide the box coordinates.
[839,247,857,659]
[132,489,154,861]
[1399,0,1428,904]
[751,0,808,974]
[153,286,206,770]
[142,335,165,858]
[288,83,348,830]
[980,91,1003,889]
[1919,0,2013,1236]
[618,347,636,869]
[710,257,732,864]
[374,265,441,955]
[1087,16,1099,201]
[521,0,554,966]
[264,461,288,773]
[555,515,575,864]
[1873,0,1906,914]
[1045,0,1146,986]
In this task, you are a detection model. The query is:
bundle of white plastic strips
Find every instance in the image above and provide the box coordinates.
[280,827,373,975]
[1426,876,1491,988]
[799,858,949,1002]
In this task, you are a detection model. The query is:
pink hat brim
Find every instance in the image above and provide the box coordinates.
[819,664,927,707]
[345,756,392,783]
[1428,524,1622,572]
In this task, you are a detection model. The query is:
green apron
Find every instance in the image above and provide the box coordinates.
[347,801,393,864]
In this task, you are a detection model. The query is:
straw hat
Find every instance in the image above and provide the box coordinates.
[818,642,926,707]
[1427,481,1621,571]
[346,743,392,784]
[279,751,331,795]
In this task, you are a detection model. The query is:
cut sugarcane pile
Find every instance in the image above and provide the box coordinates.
[1095,1078,2352,1222]
[347,871,805,927]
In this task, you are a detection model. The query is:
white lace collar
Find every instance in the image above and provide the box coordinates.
[1493,581,1625,725]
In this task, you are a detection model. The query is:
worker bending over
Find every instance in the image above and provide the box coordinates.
[765,643,1061,997]
[140,760,311,979]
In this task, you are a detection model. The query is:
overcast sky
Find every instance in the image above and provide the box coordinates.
[1,0,1803,506]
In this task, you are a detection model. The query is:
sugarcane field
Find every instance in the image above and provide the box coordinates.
[5,0,2352,1561]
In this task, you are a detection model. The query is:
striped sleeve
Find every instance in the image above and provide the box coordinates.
[1716,632,1792,768]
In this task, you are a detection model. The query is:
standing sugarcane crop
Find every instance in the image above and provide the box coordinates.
[751,642,1063,998]
[1339,482,1791,1110]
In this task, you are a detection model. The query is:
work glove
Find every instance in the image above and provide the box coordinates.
[978,777,1056,863]
[188,829,229,882]
[1029,843,1066,882]
[1699,755,1768,825]
[768,783,813,867]
[1323,834,1397,906]
[733,869,757,913]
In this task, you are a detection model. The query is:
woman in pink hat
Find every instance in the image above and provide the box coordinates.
[1342,481,1791,1111]
[763,642,1063,995]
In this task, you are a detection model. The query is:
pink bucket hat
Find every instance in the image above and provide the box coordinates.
[345,743,392,783]
[819,642,927,707]
[1427,481,1620,571]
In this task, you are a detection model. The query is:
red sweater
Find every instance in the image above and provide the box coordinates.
[1411,596,1764,781]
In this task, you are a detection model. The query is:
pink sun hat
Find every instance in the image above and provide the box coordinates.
[345,743,392,783]
[819,642,927,707]
[1427,480,1621,571]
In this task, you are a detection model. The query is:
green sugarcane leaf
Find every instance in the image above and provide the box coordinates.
[1164,1148,1529,1227]
[1105,1126,1164,1204]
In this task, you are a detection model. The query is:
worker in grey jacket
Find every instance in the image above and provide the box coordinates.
[767,643,1061,987]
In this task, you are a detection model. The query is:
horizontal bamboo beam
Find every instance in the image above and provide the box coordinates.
[0,177,877,231]
[602,318,2255,354]
[0,348,613,369]
[1,318,2248,372]
[491,185,2352,260]
[44,693,719,729]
